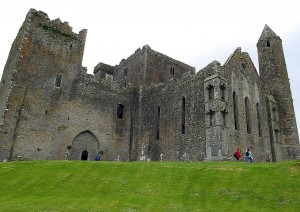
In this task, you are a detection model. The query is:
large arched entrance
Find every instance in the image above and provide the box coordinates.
[81,150,88,160]
[69,131,99,160]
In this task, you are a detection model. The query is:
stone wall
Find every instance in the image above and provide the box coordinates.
[257,26,300,160]
[114,45,195,88]
[223,48,272,162]
[0,9,130,161]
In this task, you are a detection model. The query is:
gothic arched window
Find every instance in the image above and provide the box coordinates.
[233,92,239,130]
[245,97,251,134]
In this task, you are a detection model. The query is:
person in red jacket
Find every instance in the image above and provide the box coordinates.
[234,148,242,161]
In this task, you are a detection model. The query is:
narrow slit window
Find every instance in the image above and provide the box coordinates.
[233,92,239,130]
[156,107,160,140]
[55,75,62,87]
[267,40,270,47]
[275,129,279,142]
[221,110,227,126]
[70,44,72,50]
[208,85,214,101]
[209,110,214,126]
[181,97,186,134]
[220,84,226,100]
[117,104,125,119]
[256,103,262,137]
[245,97,251,134]
[170,66,175,75]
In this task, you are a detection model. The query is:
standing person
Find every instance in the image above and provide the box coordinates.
[245,149,249,162]
[95,154,100,161]
[246,148,253,163]
[234,148,242,161]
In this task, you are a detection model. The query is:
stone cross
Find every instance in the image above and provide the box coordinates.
[65,150,69,159]
[141,143,145,156]
[160,153,163,162]
[140,143,146,161]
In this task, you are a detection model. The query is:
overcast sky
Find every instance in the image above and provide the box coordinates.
[0,0,299,128]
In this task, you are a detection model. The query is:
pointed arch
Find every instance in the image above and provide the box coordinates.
[69,130,99,160]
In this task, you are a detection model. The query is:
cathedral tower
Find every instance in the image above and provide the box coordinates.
[0,9,87,161]
[257,25,299,160]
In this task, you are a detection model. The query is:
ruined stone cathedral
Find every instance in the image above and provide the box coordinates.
[0,9,299,162]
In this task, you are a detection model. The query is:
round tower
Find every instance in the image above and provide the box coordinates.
[257,25,299,159]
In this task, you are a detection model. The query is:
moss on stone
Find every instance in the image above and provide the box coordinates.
[39,23,78,41]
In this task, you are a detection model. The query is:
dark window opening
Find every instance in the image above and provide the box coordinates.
[124,83,127,87]
[208,85,214,101]
[256,103,262,137]
[245,97,251,134]
[275,129,279,143]
[117,104,125,119]
[55,75,62,87]
[241,63,247,70]
[170,66,175,75]
[220,84,226,100]
[156,107,160,140]
[233,92,239,130]
[221,110,227,126]
[124,69,128,76]
[45,110,48,114]
[209,110,214,126]
[2,79,5,84]
[68,117,70,120]
[181,97,186,134]
[81,150,88,160]
[70,44,72,50]
[267,40,270,47]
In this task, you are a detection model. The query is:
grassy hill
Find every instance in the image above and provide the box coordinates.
[1,160,300,211]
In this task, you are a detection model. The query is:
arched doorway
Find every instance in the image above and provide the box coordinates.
[81,150,88,160]
[69,131,99,160]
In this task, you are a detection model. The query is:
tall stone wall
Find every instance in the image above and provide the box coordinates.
[114,47,146,88]
[257,25,300,160]
[11,77,130,161]
[0,9,130,161]
[114,45,195,88]
[223,48,272,162]
[0,10,35,160]
[132,68,210,161]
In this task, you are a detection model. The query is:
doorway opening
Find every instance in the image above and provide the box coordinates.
[81,150,88,160]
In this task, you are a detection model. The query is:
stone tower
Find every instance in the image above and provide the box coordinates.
[257,24,299,160]
[0,9,87,161]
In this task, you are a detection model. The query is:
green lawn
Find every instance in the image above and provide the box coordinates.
[1,160,300,211]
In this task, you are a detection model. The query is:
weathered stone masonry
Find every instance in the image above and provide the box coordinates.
[0,9,299,162]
